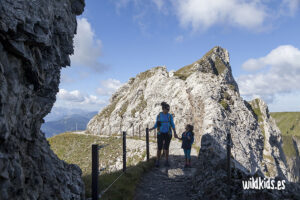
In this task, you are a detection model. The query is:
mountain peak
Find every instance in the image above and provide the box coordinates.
[173,46,232,81]
[204,46,230,63]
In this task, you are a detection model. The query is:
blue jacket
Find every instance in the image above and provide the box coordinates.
[181,131,194,149]
[153,112,175,135]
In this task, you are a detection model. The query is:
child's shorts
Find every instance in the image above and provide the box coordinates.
[183,149,191,159]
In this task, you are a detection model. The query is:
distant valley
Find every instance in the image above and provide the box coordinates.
[42,111,98,138]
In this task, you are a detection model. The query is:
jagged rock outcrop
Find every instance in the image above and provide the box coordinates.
[248,99,288,179]
[191,148,300,200]
[286,136,300,182]
[0,0,85,199]
[248,99,300,182]
[87,46,290,180]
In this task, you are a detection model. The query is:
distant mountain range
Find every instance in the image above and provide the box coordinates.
[44,107,98,122]
[42,111,98,138]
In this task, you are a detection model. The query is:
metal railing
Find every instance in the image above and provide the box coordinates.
[91,128,151,200]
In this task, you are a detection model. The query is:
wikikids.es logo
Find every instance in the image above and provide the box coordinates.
[242,177,286,190]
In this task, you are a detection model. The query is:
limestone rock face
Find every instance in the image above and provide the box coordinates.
[248,99,289,179]
[87,46,288,179]
[286,136,300,182]
[0,0,85,199]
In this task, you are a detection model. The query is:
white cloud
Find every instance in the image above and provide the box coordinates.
[173,0,267,31]
[111,0,299,32]
[242,45,300,71]
[175,35,184,42]
[70,18,106,72]
[97,79,124,96]
[281,0,300,16]
[56,89,106,110]
[82,95,106,105]
[238,45,300,103]
[57,89,85,102]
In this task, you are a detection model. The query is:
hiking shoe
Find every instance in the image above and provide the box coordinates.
[155,161,160,168]
[164,161,170,167]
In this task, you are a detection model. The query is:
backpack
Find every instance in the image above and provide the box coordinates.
[157,112,172,134]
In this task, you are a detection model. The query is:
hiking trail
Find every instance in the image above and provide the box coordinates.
[134,140,200,200]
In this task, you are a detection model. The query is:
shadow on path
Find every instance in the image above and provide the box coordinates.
[134,154,199,200]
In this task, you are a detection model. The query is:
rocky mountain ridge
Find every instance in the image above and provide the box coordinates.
[87,46,293,182]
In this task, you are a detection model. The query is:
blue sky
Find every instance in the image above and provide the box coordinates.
[53,0,300,114]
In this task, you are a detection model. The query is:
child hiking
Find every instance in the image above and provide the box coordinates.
[178,124,194,168]
[149,102,178,167]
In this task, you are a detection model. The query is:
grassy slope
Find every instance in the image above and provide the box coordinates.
[48,132,155,199]
[270,112,300,136]
[271,112,300,158]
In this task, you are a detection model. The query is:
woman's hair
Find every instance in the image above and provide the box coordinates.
[161,102,170,109]
[187,124,194,135]
[161,101,168,107]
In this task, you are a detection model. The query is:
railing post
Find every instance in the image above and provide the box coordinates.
[123,131,126,172]
[146,127,149,161]
[226,132,231,199]
[92,144,99,200]
[133,125,134,137]
[139,125,141,139]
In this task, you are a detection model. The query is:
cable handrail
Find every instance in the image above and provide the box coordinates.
[99,171,125,198]
[92,128,152,200]
[98,162,143,197]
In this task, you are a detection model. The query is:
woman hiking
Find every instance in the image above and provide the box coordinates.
[149,102,178,167]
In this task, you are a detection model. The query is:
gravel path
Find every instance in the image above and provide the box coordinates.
[134,140,200,200]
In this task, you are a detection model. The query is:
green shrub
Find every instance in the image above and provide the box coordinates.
[249,99,263,123]
[263,154,274,162]
[98,96,121,118]
[249,99,267,148]
[215,57,227,75]
[223,92,230,100]
[228,84,235,91]
[263,154,276,177]
[131,95,147,117]
[219,99,229,110]
[261,123,266,147]
[128,77,135,84]
[119,101,129,117]
[281,135,297,157]
[137,70,154,81]
[173,72,189,80]
[173,64,194,80]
